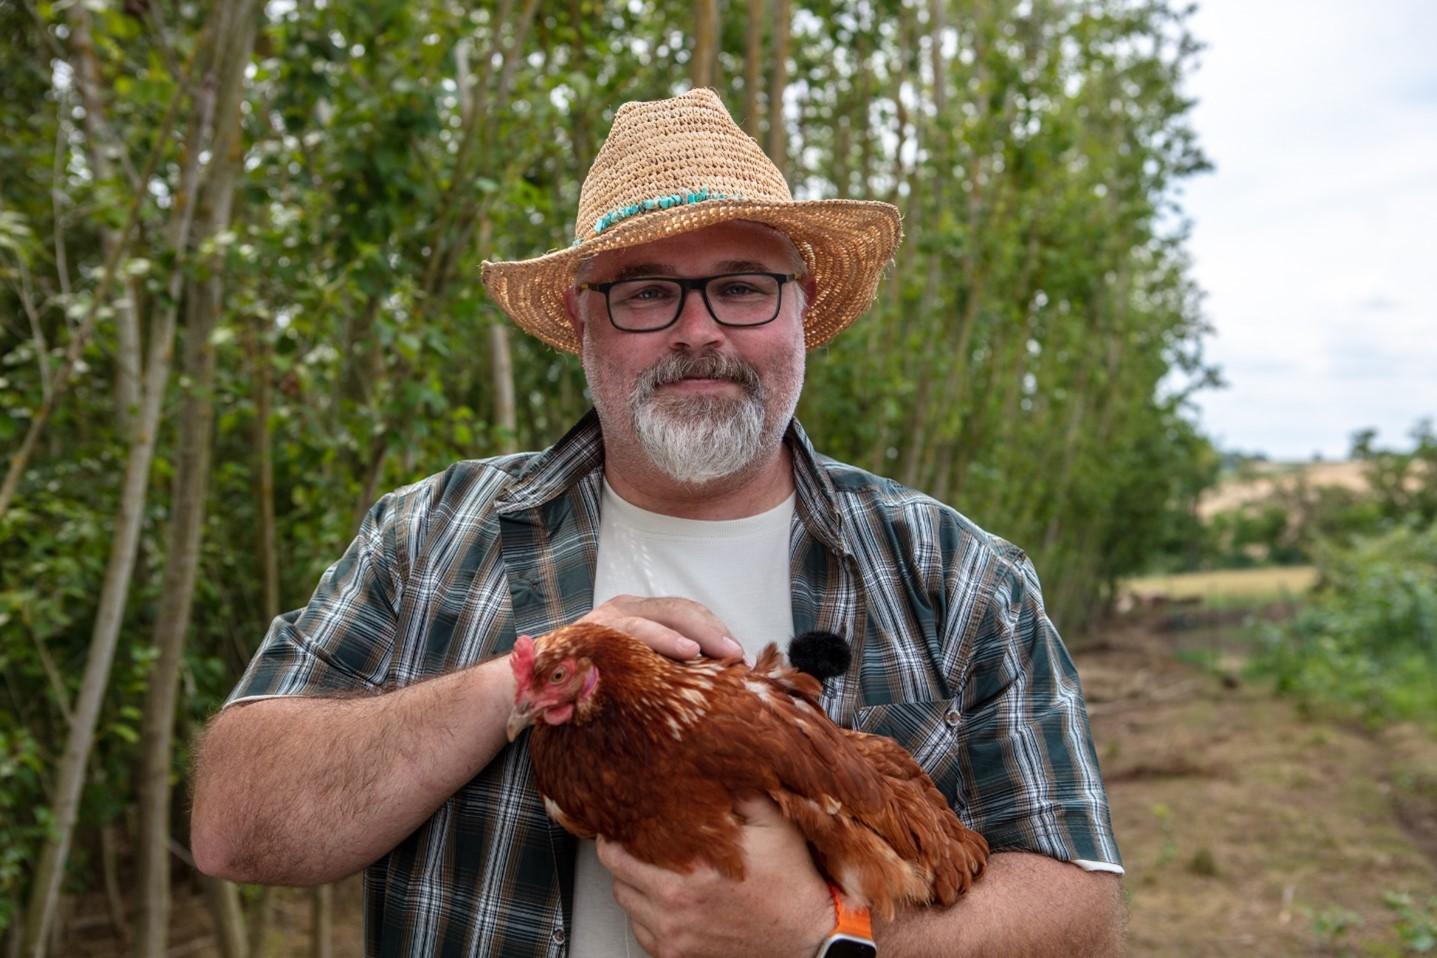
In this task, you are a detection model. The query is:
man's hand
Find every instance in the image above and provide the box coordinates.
[598,795,831,958]
[578,594,744,661]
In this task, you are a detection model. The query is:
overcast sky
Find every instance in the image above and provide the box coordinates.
[1177,0,1437,460]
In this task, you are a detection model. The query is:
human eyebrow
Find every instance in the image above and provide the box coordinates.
[610,263,676,281]
[714,260,775,274]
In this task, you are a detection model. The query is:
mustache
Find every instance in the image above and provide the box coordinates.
[633,351,762,400]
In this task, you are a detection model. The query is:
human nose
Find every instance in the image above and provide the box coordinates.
[667,281,725,348]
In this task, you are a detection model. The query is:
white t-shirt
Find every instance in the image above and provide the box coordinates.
[569,479,796,958]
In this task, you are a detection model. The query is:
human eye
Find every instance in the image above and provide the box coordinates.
[712,274,777,301]
[612,279,679,308]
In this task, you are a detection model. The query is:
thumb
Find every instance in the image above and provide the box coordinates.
[735,794,784,827]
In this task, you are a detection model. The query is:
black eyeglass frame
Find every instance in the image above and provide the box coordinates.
[577,271,798,332]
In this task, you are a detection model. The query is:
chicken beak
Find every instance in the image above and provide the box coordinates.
[507,698,537,742]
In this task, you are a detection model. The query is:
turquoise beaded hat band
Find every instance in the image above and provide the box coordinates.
[587,188,742,239]
[481,88,902,355]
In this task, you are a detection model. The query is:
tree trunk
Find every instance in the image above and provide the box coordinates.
[21,21,221,957]
[421,0,540,300]
[855,25,873,196]
[66,5,145,435]
[690,0,719,90]
[566,0,595,167]
[964,226,1043,519]
[359,0,540,500]
[743,0,765,139]
[0,49,195,518]
[242,302,282,958]
[199,875,248,958]
[249,327,281,626]
[99,823,130,948]
[897,0,952,490]
[489,324,517,453]
[132,8,259,956]
[480,216,517,454]
[766,0,791,179]
[310,886,333,958]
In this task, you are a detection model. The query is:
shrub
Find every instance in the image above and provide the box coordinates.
[1250,522,1437,727]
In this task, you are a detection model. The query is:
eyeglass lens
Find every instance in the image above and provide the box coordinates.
[607,273,783,330]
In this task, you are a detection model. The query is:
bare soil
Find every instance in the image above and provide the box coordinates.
[1078,609,1437,956]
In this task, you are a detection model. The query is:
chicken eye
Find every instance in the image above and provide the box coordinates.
[549,666,567,684]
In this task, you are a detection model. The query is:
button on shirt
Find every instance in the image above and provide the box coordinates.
[225,410,1122,957]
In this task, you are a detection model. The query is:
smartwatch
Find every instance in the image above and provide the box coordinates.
[814,884,877,957]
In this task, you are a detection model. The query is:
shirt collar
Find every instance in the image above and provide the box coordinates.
[493,409,852,558]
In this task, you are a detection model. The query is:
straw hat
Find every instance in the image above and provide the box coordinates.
[480,88,901,354]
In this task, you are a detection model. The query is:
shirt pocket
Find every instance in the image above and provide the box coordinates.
[852,699,966,811]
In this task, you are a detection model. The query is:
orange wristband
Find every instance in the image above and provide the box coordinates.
[828,883,873,938]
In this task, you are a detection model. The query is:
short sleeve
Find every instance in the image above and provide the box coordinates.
[951,547,1123,869]
[224,491,410,706]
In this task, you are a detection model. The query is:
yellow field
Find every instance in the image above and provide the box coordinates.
[1125,565,1318,602]
[1198,460,1369,518]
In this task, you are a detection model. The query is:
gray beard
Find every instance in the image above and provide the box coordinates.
[629,351,768,485]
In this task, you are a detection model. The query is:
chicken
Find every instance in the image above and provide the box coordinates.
[506,622,988,919]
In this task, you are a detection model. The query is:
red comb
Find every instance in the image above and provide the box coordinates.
[511,635,536,697]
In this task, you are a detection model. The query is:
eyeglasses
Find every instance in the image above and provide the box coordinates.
[578,272,797,332]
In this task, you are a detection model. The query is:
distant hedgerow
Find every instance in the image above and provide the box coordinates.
[1250,521,1437,727]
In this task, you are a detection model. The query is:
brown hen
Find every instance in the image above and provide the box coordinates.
[506,622,988,919]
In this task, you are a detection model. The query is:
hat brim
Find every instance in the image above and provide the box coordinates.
[480,198,902,354]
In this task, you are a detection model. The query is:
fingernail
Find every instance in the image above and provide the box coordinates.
[678,639,701,658]
[723,636,743,656]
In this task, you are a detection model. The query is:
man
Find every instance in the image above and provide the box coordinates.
[192,89,1123,957]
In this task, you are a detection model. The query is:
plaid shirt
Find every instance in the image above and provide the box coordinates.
[227,410,1121,957]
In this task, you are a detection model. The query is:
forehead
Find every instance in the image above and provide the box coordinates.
[580,220,801,281]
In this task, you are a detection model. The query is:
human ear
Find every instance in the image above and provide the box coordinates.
[563,287,587,341]
[800,275,817,315]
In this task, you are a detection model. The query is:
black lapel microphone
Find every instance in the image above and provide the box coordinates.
[787,630,851,682]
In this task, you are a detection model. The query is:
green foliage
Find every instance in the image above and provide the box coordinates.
[0,725,47,933]
[1383,890,1437,954]
[1353,421,1437,532]
[0,0,1216,935]
[1305,904,1364,951]
[1249,522,1437,727]
[1153,423,1437,573]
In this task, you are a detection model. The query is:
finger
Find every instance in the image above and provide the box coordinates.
[734,793,784,826]
[629,919,660,958]
[595,835,627,873]
[613,616,702,660]
[608,876,647,919]
[634,595,740,656]
[596,837,671,892]
[610,875,670,948]
[598,595,742,659]
[611,876,689,956]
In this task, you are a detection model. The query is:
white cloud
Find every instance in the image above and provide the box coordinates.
[1181,0,1437,459]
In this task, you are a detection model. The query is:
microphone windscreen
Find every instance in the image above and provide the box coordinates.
[788,630,851,681]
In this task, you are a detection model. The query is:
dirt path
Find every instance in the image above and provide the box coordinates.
[1077,612,1437,956]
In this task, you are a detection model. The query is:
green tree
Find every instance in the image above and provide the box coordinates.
[0,1,1215,950]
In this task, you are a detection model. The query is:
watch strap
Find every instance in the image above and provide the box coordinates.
[814,884,876,957]
[829,884,873,939]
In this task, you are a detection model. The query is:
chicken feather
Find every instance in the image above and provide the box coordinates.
[507,622,988,919]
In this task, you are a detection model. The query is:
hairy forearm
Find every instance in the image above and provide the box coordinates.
[875,853,1124,958]
[190,655,514,885]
